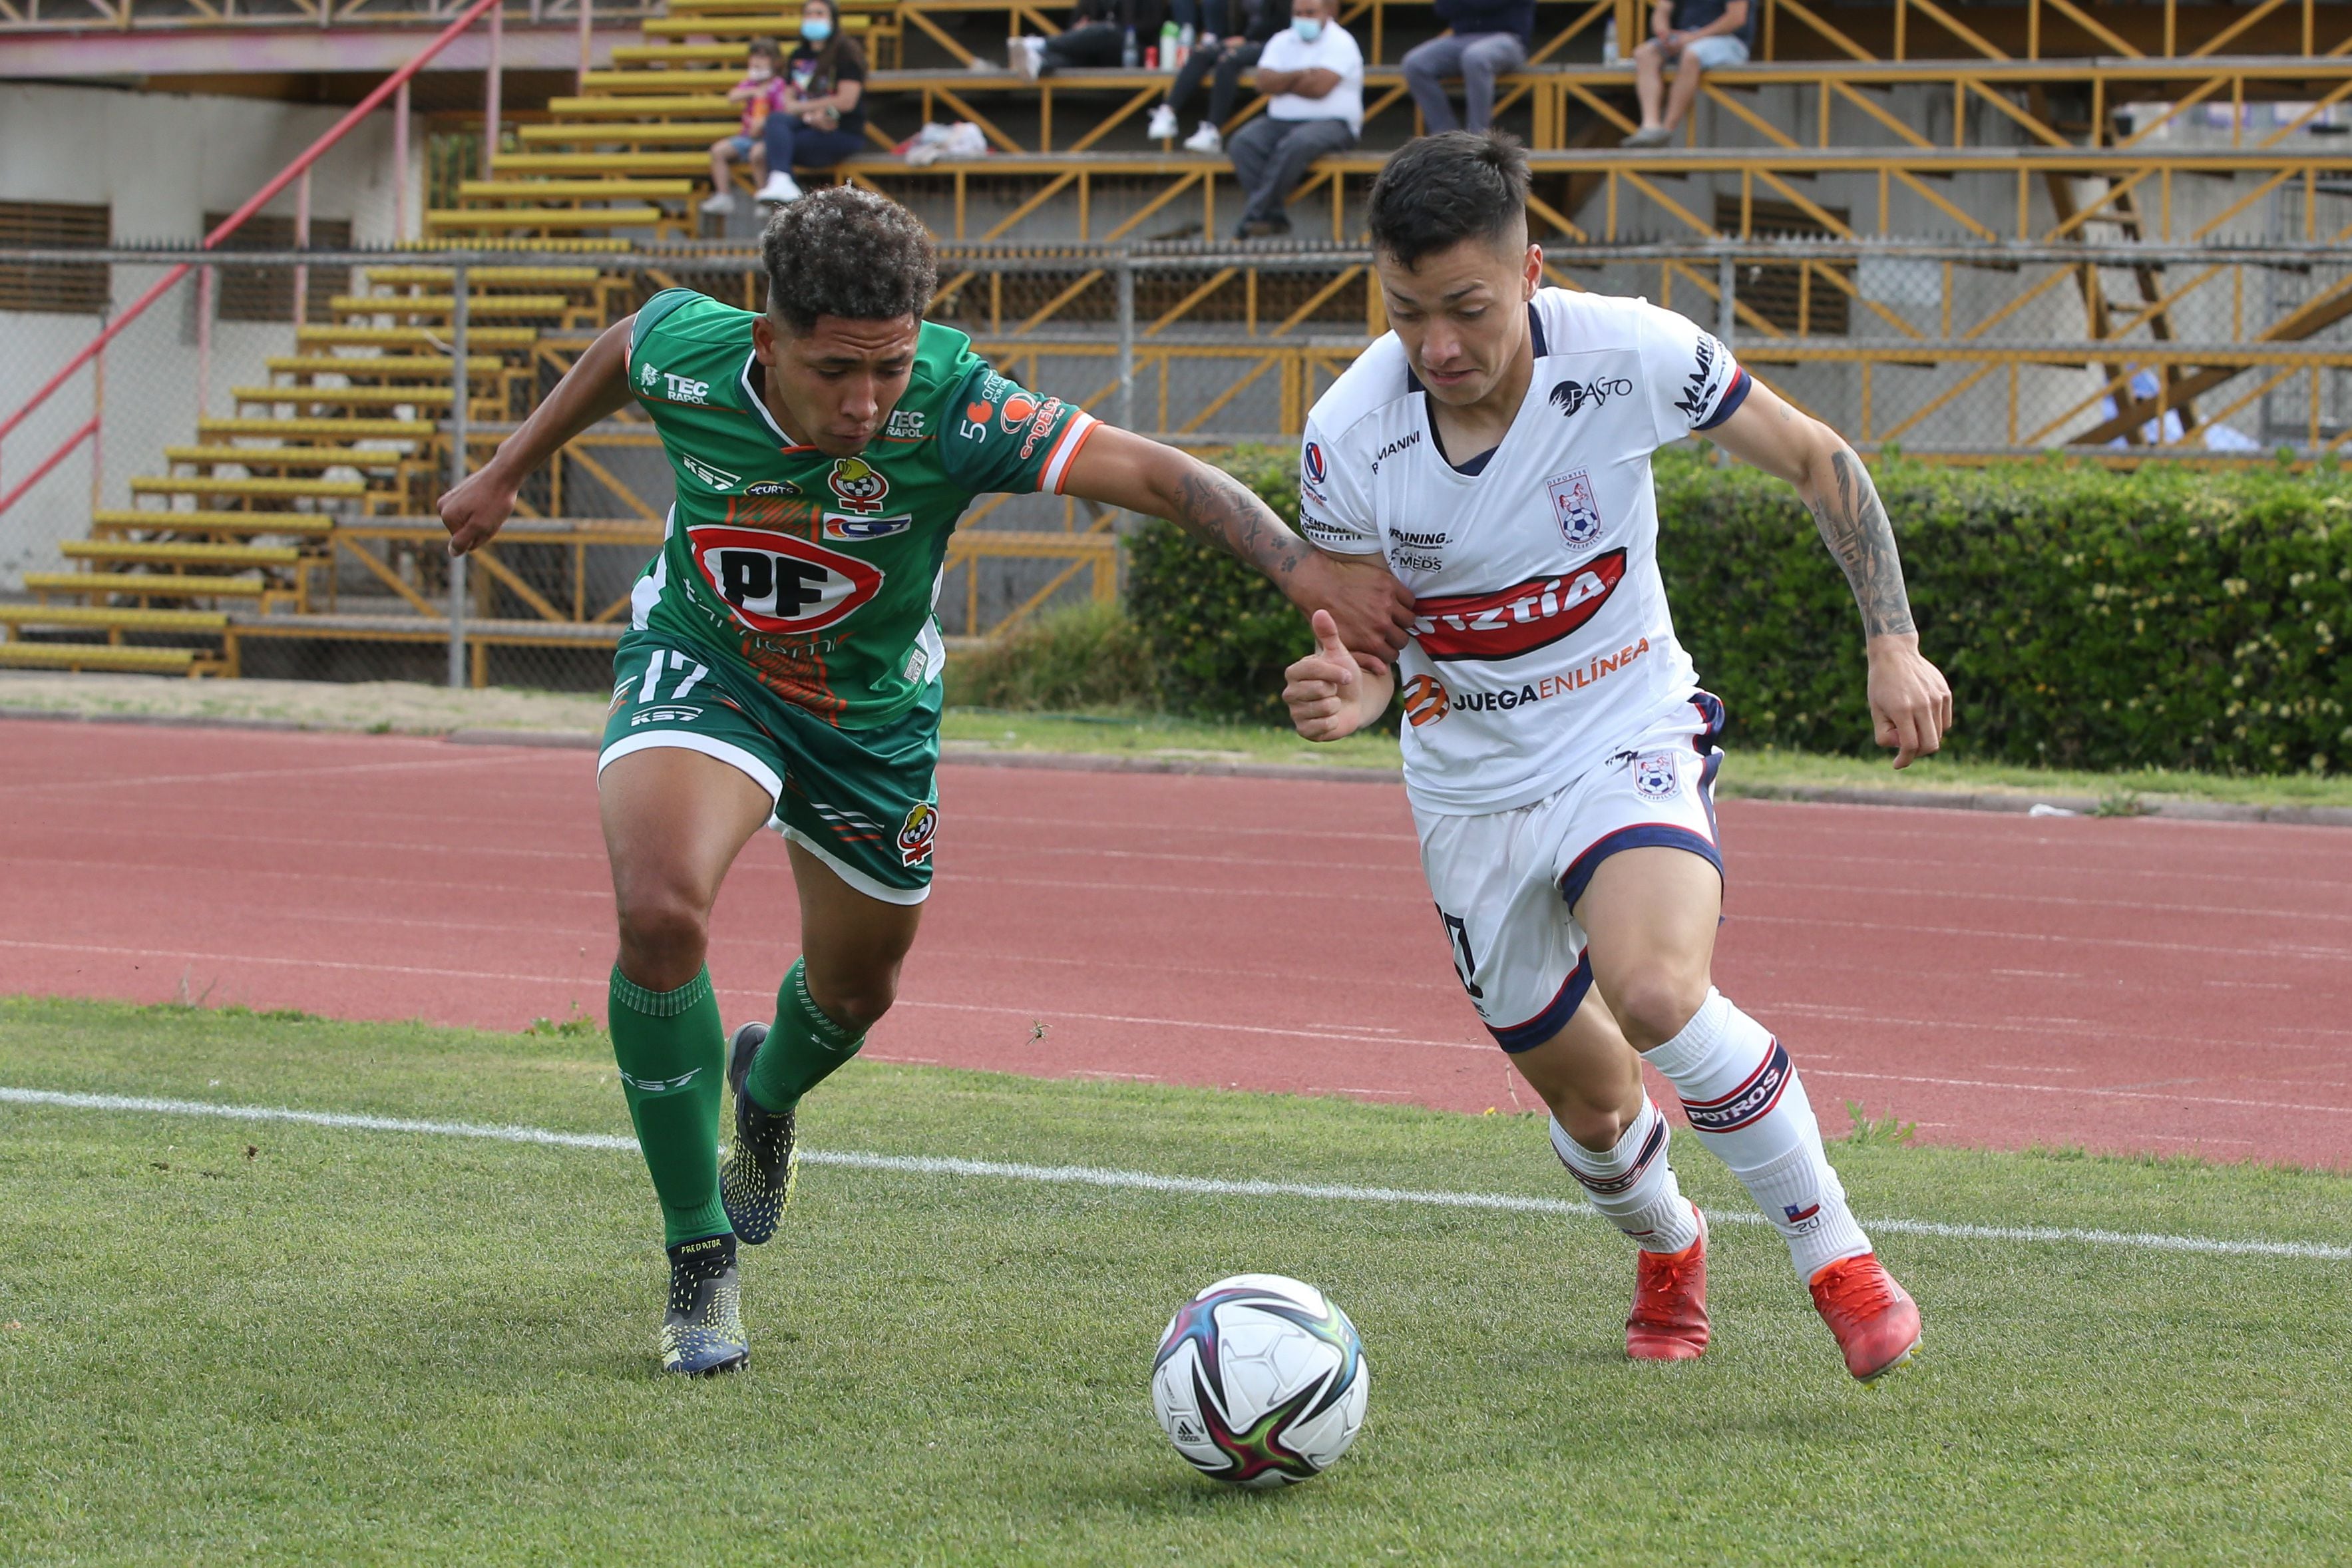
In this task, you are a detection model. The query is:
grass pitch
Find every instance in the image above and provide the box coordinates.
[3,997,2348,1565]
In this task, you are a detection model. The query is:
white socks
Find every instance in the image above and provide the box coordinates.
[1551,1096,1700,1254]
[1642,988,1872,1282]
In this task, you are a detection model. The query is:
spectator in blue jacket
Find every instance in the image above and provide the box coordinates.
[1622,0,1752,147]
[1400,0,1533,134]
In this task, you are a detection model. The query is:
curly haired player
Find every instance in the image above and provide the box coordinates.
[1281,133,1952,1380]
[441,188,1414,1375]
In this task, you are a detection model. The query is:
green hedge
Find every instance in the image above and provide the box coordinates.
[1124,447,2352,773]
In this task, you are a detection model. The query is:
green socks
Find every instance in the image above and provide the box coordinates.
[745,956,867,1115]
[608,966,729,1247]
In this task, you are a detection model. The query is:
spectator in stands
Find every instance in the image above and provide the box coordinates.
[1227,0,1362,238]
[1012,0,1166,79]
[756,0,869,204]
[1400,0,1533,135]
[1621,0,1753,148]
[1147,0,1294,154]
[704,38,788,214]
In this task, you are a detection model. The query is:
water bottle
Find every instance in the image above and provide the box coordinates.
[1161,20,1179,67]
[1178,22,1195,65]
[1601,16,1618,67]
[1123,25,1140,67]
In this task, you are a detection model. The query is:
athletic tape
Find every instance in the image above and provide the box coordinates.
[5,1085,2347,1263]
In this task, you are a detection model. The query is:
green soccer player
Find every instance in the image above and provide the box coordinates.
[439,188,1415,1375]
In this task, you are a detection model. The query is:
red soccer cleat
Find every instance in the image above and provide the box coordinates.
[1626,1204,1710,1362]
[1808,1253,1921,1381]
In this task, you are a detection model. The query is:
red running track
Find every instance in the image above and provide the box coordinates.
[4,717,2350,1167]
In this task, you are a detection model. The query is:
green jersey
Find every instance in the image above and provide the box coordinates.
[623,288,1101,727]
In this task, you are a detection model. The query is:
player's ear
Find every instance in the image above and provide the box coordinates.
[1521,242,1541,301]
[751,311,780,365]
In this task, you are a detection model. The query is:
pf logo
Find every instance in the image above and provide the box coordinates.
[1401,674,1450,727]
[689,525,882,635]
[827,457,890,514]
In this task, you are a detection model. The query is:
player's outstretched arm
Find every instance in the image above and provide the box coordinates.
[1705,377,1955,768]
[1284,609,1396,741]
[439,314,638,557]
[1062,425,1418,672]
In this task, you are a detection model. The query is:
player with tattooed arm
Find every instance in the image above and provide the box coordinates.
[440,188,1415,1374]
[1282,133,1952,1380]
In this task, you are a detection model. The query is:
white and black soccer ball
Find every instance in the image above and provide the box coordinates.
[1149,1273,1369,1488]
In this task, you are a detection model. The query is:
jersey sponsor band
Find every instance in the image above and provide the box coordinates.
[1412,550,1626,663]
[689,524,883,635]
[1400,638,1653,724]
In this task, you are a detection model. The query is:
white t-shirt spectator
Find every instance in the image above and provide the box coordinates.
[1258,23,1365,133]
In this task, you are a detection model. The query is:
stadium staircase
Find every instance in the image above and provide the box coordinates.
[19,0,2352,677]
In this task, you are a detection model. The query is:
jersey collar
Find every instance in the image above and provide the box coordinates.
[738,349,819,453]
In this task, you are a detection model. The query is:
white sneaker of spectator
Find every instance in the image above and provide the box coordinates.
[756,172,803,205]
[699,190,737,214]
[1147,103,1179,140]
[1183,122,1223,154]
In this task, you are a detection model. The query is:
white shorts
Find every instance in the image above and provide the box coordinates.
[1414,693,1725,1052]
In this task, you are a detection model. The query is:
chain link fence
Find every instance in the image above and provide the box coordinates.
[5,236,2351,690]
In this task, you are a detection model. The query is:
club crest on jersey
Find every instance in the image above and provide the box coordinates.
[1401,674,1450,727]
[823,513,913,540]
[1632,750,1681,802]
[1549,469,1604,548]
[827,457,890,514]
[682,454,740,492]
[897,802,938,866]
[689,524,884,636]
[1547,375,1633,419]
[1412,549,1627,663]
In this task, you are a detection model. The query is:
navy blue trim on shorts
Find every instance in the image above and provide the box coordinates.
[1490,952,1593,1053]
[1559,824,1724,914]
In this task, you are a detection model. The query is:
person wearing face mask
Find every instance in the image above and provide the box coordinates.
[756,0,869,205]
[1400,0,1535,134]
[1224,0,1361,239]
[704,38,787,215]
[1145,0,1291,154]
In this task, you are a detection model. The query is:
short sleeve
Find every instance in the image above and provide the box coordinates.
[1637,299,1750,444]
[1296,414,1380,556]
[935,356,1102,496]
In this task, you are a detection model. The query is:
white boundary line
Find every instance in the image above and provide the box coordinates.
[6,1085,2347,1263]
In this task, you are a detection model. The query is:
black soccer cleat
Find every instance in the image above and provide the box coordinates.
[660,1231,749,1376]
[720,1021,799,1245]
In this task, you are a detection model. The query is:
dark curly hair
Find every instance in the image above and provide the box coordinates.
[761,187,938,332]
[1367,131,1531,269]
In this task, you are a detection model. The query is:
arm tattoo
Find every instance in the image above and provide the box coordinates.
[1171,466,1309,578]
[1805,448,1916,639]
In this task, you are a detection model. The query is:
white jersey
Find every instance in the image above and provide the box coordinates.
[1298,287,1750,814]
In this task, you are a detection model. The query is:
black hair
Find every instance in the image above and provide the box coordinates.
[800,0,865,89]
[761,186,938,331]
[747,35,783,63]
[1366,131,1532,269]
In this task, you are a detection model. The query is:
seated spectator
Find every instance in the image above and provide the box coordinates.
[1622,0,1753,148]
[704,37,786,214]
[1227,0,1361,238]
[1013,0,1165,79]
[1401,0,1533,136]
[1147,0,1293,153]
[756,0,869,204]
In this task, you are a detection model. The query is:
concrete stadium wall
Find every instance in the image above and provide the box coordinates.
[0,82,415,592]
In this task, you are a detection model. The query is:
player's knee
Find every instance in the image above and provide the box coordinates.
[1549,1094,1633,1153]
[614,888,711,989]
[1610,970,1710,1053]
[807,966,899,1034]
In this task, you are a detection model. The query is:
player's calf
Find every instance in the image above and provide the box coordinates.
[1550,1099,1709,1360]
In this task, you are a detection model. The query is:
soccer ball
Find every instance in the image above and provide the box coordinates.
[1149,1273,1369,1487]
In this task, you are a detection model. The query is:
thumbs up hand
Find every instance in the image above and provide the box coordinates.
[1284,609,1390,743]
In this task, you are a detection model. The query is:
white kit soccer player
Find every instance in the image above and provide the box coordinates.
[1284,133,1953,1380]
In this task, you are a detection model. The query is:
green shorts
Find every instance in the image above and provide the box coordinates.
[598,627,942,904]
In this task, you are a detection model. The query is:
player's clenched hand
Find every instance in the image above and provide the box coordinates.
[1865,634,1954,769]
[438,465,520,558]
[1285,610,1374,742]
[1296,553,1417,676]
